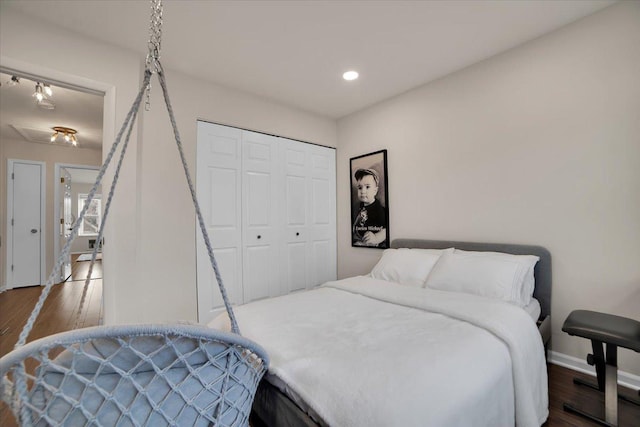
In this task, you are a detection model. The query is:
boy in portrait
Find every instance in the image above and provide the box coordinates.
[352,168,387,247]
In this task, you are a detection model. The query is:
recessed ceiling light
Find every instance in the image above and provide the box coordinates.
[343,71,359,81]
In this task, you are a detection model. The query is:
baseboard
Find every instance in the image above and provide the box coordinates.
[548,350,640,390]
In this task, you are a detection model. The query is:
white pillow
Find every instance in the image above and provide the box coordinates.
[424,249,539,307]
[370,248,454,287]
[521,264,536,307]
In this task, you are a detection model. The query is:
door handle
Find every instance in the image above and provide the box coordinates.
[31,229,38,234]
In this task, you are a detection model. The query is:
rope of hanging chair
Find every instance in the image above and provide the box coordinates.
[10,71,152,425]
[14,0,240,350]
[155,62,240,335]
[72,78,143,330]
[2,3,261,425]
[16,61,242,348]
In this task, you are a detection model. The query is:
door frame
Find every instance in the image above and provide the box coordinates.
[53,163,100,282]
[0,56,115,298]
[5,159,46,289]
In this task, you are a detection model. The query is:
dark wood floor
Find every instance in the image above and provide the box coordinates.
[0,256,103,427]
[1,261,638,426]
[543,363,639,426]
[0,256,103,356]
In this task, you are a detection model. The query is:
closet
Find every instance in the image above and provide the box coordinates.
[196,121,337,324]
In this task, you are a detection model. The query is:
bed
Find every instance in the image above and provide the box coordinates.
[209,238,552,427]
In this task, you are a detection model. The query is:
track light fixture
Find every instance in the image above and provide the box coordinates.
[2,76,54,107]
[33,81,54,104]
[34,82,45,102]
[5,75,20,86]
[51,126,78,146]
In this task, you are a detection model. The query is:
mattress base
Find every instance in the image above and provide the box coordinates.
[251,379,319,427]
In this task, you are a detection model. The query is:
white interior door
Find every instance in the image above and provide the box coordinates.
[308,144,337,286]
[280,139,310,292]
[242,130,281,302]
[7,160,45,288]
[196,122,243,324]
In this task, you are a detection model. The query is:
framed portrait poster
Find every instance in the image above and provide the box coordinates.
[350,149,390,248]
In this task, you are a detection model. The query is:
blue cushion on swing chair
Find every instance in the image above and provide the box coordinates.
[47,331,213,373]
[24,325,268,426]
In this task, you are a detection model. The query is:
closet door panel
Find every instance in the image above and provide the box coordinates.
[286,176,306,226]
[284,173,307,292]
[308,145,337,287]
[280,139,309,292]
[242,131,280,302]
[285,242,307,292]
[204,247,241,308]
[196,122,243,324]
[311,240,333,285]
[246,172,271,225]
[209,168,237,226]
[311,177,331,225]
[244,245,273,301]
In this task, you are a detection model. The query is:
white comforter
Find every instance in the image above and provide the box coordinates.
[210,276,548,427]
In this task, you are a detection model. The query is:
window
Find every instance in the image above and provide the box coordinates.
[78,193,102,236]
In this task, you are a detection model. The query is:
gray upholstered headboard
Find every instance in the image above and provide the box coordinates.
[391,239,552,319]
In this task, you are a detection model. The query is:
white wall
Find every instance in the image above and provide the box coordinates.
[0,5,143,324]
[0,138,101,288]
[132,67,337,323]
[0,7,336,323]
[337,1,640,376]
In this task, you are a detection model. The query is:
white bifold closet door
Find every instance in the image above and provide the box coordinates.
[196,121,336,324]
[307,144,337,286]
[195,122,244,324]
[241,131,281,302]
[280,139,336,293]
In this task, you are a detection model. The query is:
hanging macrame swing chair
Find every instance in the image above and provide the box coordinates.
[0,2,268,426]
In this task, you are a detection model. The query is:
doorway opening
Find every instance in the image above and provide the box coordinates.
[54,164,101,282]
[1,68,104,289]
[0,65,110,338]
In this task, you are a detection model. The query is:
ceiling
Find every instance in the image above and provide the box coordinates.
[62,167,99,185]
[0,0,616,136]
[0,72,104,151]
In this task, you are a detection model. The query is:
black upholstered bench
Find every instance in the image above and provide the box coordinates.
[562,310,640,426]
